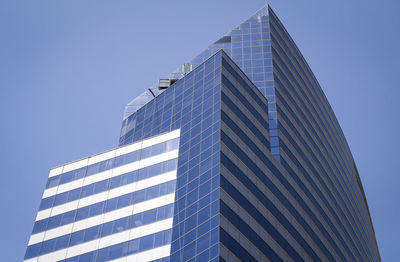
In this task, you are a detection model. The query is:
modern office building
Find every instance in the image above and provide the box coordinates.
[25,5,380,262]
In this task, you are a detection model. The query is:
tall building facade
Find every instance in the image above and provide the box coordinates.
[25,5,380,262]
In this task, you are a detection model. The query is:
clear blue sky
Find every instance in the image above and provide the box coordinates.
[1,0,399,261]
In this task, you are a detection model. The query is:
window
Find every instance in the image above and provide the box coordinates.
[46,176,60,188]
[101,221,113,237]
[127,239,139,255]
[78,252,95,262]
[94,180,108,194]
[142,208,157,224]
[106,198,118,212]
[61,211,75,225]
[55,234,70,250]
[24,243,41,259]
[40,238,56,254]
[84,226,100,242]
[39,196,54,210]
[89,202,104,217]
[113,217,129,233]
[107,242,127,260]
[67,188,81,202]
[47,215,62,229]
[81,183,95,198]
[70,230,84,246]
[75,206,90,221]
[54,192,68,206]
[117,194,131,209]
[139,234,154,251]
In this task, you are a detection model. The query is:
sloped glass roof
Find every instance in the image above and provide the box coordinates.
[123,5,271,120]
[123,4,280,159]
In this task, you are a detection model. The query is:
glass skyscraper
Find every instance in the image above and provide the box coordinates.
[25,5,380,262]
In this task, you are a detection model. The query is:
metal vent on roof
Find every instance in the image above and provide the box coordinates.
[158,79,178,89]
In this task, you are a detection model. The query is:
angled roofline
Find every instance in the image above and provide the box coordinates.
[123,4,273,121]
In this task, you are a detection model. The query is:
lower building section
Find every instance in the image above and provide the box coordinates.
[25,130,180,262]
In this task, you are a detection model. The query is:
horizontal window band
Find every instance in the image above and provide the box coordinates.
[25,220,173,262]
[42,149,179,199]
[97,245,171,262]
[45,138,180,189]
[39,158,178,211]
[25,204,174,259]
[32,180,176,234]
[48,129,180,179]
[37,170,177,221]
[29,193,176,246]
